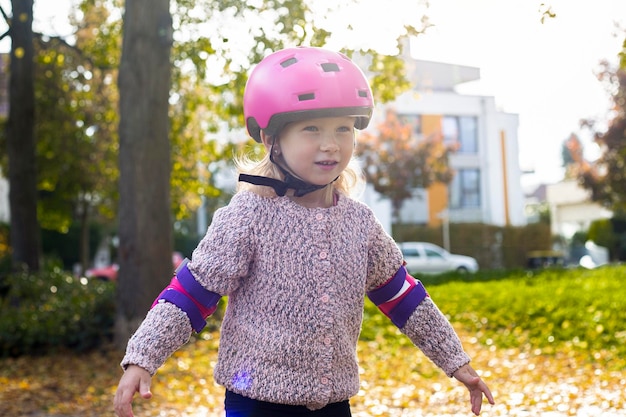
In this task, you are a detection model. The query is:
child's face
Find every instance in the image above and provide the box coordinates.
[276,116,356,186]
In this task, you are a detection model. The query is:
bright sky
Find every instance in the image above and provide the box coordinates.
[6,0,626,187]
[410,0,626,187]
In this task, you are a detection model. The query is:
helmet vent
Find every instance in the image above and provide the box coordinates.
[321,62,340,72]
[358,90,368,98]
[280,57,298,68]
[298,93,315,101]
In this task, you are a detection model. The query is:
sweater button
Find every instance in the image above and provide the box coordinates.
[315,213,323,220]
[319,251,327,259]
[321,294,330,303]
[321,377,329,385]
[323,337,331,345]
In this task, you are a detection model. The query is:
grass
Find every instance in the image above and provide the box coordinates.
[417,265,626,363]
[1,265,626,416]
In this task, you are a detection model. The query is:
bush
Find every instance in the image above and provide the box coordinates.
[41,222,109,270]
[0,261,115,357]
[419,265,626,360]
[392,222,552,269]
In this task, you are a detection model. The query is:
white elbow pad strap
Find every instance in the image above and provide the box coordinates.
[152,259,221,332]
[367,265,428,328]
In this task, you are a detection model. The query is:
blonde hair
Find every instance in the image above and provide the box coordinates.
[235,139,365,205]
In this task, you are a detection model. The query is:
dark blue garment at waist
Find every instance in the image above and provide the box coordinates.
[225,390,352,417]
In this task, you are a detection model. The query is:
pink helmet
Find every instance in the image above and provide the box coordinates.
[244,46,374,142]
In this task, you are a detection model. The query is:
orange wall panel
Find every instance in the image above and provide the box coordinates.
[420,115,448,227]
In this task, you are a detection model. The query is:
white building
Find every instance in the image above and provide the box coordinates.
[361,57,525,232]
[546,179,612,239]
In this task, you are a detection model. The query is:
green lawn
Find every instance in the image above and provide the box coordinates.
[416,265,626,362]
[1,265,625,416]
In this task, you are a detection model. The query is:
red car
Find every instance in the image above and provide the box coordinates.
[86,252,184,281]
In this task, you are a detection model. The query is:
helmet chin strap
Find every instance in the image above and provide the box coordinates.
[238,142,336,197]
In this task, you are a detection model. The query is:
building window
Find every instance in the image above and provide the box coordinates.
[398,113,422,136]
[442,115,478,153]
[450,169,481,208]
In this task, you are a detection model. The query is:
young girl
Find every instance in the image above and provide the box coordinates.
[114,46,494,417]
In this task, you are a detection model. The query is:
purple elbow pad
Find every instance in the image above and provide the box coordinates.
[156,289,208,332]
[152,259,221,332]
[367,265,428,328]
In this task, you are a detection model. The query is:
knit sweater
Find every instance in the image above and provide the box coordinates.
[121,191,471,410]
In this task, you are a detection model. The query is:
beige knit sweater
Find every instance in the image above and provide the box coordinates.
[121,191,470,410]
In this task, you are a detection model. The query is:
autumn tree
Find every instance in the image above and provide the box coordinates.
[356,108,455,221]
[0,1,122,273]
[31,2,121,273]
[572,37,626,260]
[0,0,427,344]
[561,133,592,180]
[578,54,626,214]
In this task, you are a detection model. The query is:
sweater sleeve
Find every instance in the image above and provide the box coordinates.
[120,301,193,375]
[400,297,471,377]
[119,193,259,375]
[363,210,405,290]
[187,192,258,295]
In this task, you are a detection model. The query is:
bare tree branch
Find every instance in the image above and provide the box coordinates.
[0,5,11,41]
[0,5,10,25]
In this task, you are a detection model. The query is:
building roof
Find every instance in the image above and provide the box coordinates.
[352,50,480,93]
[405,59,481,92]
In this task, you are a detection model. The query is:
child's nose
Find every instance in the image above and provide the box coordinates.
[320,132,340,151]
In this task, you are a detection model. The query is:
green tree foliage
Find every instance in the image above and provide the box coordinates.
[4,0,429,256]
[3,0,432,283]
[0,1,123,272]
[587,218,618,259]
[32,1,121,272]
[356,108,456,220]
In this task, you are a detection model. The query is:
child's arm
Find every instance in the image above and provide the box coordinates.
[453,363,495,416]
[121,301,194,375]
[367,266,493,414]
[120,260,222,374]
[400,298,494,414]
[398,297,471,375]
[114,365,152,417]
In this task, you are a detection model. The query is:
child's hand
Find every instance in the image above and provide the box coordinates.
[114,365,153,417]
[452,364,495,415]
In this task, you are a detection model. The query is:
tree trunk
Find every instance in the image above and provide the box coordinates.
[114,0,173,348]
[79,198,90,275]
[6,0,40,271]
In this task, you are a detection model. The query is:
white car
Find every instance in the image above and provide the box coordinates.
[398,242,479,274]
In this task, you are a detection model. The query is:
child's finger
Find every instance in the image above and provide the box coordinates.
[139,376,153,399]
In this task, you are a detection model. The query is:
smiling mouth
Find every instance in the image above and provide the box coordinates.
[316,161,338,166]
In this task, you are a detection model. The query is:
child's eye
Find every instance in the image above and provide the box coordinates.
[337,126,353,133]
[303,125,319,132]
